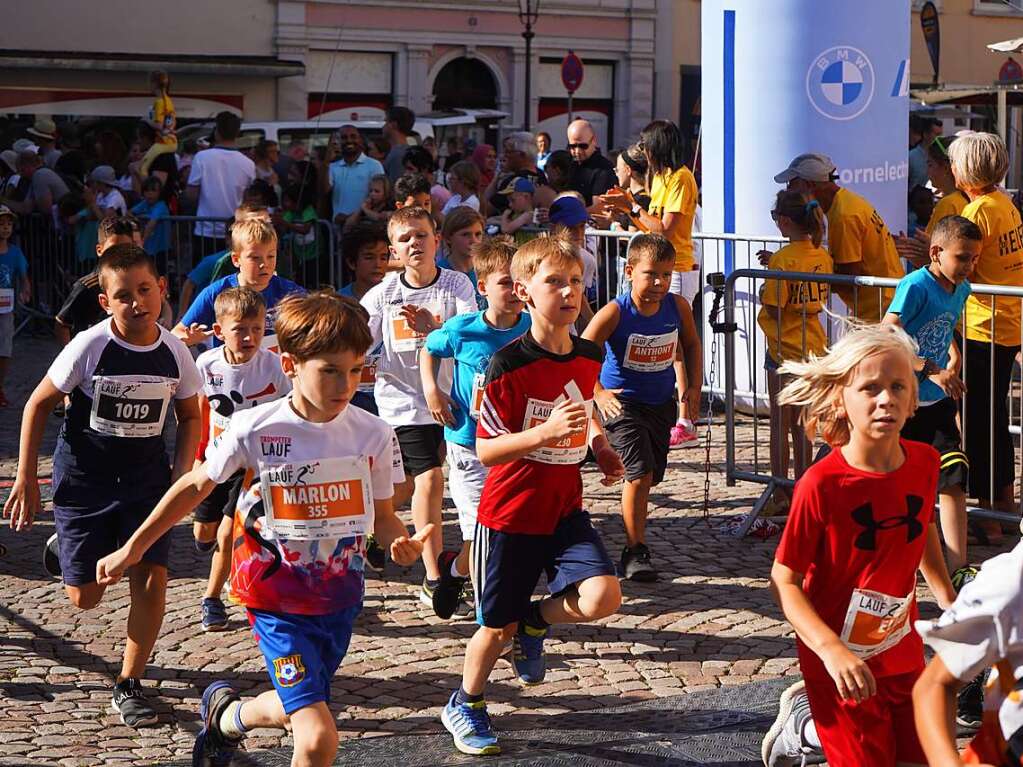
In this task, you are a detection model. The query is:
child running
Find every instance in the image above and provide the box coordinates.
[96,292,430,767]
[441,235,624,756]
[438,206,486,309]
[192,287,292,632]
[4,244,202,727]
[761,323,956,767]
[755,191,833,516]
[421,240,531,617]
[582,233,701,581]
[361,206,477,609]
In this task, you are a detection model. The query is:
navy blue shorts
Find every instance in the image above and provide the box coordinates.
[193,470,246,524]
[51,463,172,586]
[248,605,360,715]
[473,510,616,629]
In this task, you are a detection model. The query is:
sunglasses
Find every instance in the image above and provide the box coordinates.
[567,142,590,151]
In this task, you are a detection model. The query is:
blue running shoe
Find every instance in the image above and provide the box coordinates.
[192,681,241,767]
[441,691,500,755]
[513,621,548,685]
[201,598,229,632]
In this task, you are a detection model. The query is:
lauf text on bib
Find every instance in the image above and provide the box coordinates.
[261,456,374,540]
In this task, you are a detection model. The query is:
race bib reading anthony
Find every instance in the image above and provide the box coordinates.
[623,330,677,373]
[0,288,13,314]
[390,306,442,353]
[839,587,914,660]
[260,456,374,540]
[89,376,174,438]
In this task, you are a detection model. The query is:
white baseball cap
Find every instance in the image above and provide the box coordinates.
[773,153,837,184]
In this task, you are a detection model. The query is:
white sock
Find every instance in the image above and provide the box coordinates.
[451,556,466,578]
[218,700,248,740]
[803,719,820,749]
[678,418,694,430]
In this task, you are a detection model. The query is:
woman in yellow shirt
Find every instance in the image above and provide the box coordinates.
[139,70,177,177]
[949,132,1023,535]
[756,191,833,513]
[925,135,968,235]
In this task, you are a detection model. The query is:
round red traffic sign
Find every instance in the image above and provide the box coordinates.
[561,51,584,94]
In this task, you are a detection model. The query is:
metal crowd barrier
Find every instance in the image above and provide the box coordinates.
[718,267,1023,536]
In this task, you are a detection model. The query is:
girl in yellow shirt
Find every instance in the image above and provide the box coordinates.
[756,191,833,513]
[140,70,177,177]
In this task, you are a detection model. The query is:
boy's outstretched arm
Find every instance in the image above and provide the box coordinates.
[171,395,202,482]
[2,377,64,531]
[372,497,432,567]
[912,654,969,767]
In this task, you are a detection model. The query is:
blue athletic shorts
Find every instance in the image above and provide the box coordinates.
[51,462,172,586]
[248,605,360,715]
[473,510,616,628]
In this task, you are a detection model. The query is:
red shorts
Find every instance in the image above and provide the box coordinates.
[804,668,926,767]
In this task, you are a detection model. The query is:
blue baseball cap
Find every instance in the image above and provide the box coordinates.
[499,176,536,195]
[548,195,588,227]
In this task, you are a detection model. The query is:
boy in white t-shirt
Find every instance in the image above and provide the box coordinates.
[97,291,430,767]
[361,206,477,611]
[192,287,292,632]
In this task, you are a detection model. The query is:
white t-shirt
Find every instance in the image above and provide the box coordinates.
[196,346,292,458]
[579,246,597,290]
[204,396,405,615]
[442,194,480,216]
[96,188,127,217]
[917,541,1023,745]
[361,268,477,426]
[188,147,256,238]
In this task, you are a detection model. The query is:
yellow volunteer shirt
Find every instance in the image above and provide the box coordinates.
[827,187,904,322]
[757,240,834,364]
[925,190,968,236]
[151,94,177,145]
[962,190,1023,346]
[648,165,698,273]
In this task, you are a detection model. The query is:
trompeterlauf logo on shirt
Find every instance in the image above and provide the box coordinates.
[273,654,305,687]
[851,495,924,550]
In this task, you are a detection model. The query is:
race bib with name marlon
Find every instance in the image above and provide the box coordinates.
[260,456,374,540]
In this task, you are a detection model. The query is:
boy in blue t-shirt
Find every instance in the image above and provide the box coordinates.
[130,176,170,267]
[421,240,531,618]
[883,214,981,584]
[0,205,30,407]
[174,217,304,352]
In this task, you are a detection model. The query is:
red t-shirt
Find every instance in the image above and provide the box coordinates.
[476,333,602,535]
[774,439,938,682]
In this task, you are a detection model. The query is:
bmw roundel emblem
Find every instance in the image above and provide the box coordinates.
[806,46,875,121]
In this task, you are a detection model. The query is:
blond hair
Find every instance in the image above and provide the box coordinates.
[230,217,277,253]
[473,239,517,282]
[948,131,1008,190]
[777,322,919,446]
[511,233,583,282]
[213,286,265,322]
[275,291,372,361]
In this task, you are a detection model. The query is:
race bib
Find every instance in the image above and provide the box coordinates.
[90,377,174,438]
[260,456,374,540]
[840,588,914,660]
[389,306,441,353]
[210,409,231,448]
[469,373,486,419]
[0,288,13,314]
[523,380,592,465]
[623,330,677,373]
[359,354,379,393]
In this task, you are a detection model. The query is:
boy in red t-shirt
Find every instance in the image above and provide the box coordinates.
[761,323,956,767]
[440,235,625,756]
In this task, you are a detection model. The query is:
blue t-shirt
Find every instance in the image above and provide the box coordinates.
[338,282,356,298]
[131,199,171,255]
[600,292,682,406]
[181,274,305,347]
[437,257,485,310]
[886,267,971,404]
[424,310,531,447]
[187,250,227,291]
[0,244,28,295]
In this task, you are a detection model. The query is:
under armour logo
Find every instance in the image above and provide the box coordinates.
[851,496,924,550]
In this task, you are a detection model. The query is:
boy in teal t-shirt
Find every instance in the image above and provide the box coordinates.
[420,240,530,619]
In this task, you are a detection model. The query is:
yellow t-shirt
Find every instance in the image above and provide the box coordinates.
[827,187,904,323]
[925,190,968,235]
[757,240,834,364]
[150,94,177,145]
[647,166,698,273]
[962,190,1023,345]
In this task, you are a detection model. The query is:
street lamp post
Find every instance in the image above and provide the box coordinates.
[518,0,540,131]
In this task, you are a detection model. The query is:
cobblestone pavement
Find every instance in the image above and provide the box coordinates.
[0,332,1012,766]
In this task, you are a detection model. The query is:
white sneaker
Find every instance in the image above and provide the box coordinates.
[761,680,823,766]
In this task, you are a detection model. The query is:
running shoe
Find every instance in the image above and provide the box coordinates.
[951,565,979,593]
[365,534,386,572]
[441,691,500,756]
[957,672,985,731]
[111,678,159,728]
[513,620,548,685]
[453,582,476,619]
[669,422,698,447]
[432,550,469,619]
[43,533,61,579]
[761,680,824,766]
[193,681,242,767]
[201,597,229,632]
[620,543,658,582]
[419,577,440,608]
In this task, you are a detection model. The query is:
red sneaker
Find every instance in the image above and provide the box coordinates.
[669,422,697,447]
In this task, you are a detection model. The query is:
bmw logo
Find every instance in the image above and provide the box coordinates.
[806,46,875,121]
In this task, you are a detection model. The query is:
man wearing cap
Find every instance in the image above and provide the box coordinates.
[27,118,61,170]
[486,131,547,215]
[2,151,69,216]
[566,119,616,209]
[775,153,903,322]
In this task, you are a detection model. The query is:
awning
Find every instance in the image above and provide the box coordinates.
[988,37,1023,53]
[0,50,304,78]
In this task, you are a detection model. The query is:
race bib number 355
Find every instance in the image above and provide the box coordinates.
[261,456,374,540]
[90,377,173,438]
[840,588,913,660]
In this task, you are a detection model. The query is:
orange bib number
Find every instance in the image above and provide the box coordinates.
[390,307,441,352]
[470,373,485,419]
[623,330,677,373]
[839,588,913,660]
[359,354,379,393]
[260,456,374,540]
[523,396,592,465]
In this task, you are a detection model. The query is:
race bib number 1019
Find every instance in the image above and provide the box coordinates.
[90,377,173,438]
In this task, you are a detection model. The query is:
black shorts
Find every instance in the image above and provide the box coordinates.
[193,470,246,524]
[473,510,616,628]
[959,337,1019,499]
[901,397,968,492]
[394,424,445,477]
[602,397,677,485]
